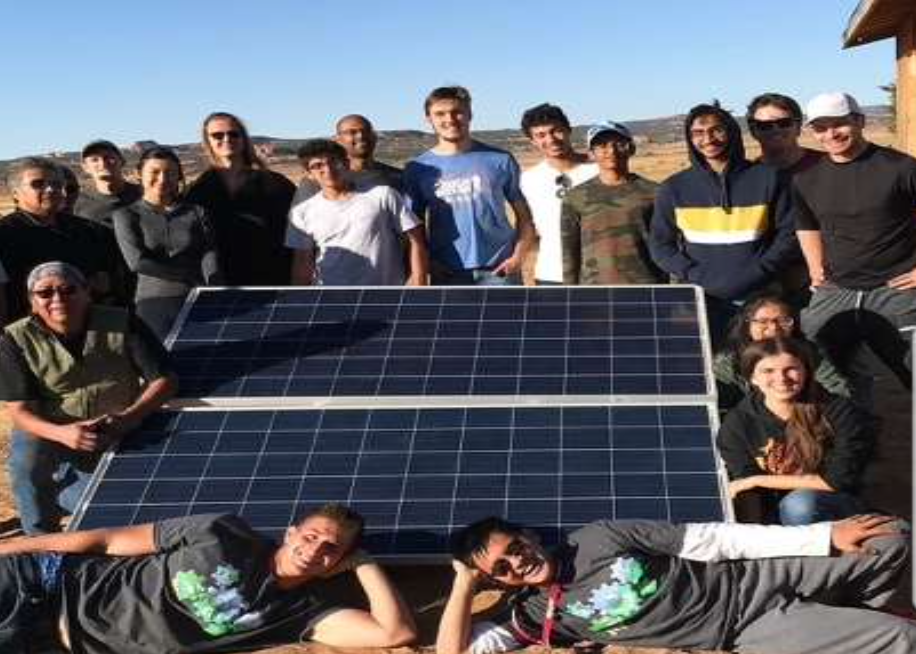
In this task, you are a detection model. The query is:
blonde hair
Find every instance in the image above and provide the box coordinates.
[200,112,266,170]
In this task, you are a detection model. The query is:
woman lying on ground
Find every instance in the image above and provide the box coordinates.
[717,336,873,525]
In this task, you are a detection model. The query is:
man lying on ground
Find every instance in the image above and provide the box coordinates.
[438,514,913,654]
[0,504,416,653]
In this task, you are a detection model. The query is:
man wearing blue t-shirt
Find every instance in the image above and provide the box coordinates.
[404,86,536,285]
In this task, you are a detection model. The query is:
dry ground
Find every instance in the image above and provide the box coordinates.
[0,126,908,654]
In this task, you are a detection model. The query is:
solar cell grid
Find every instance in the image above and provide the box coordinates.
[75,405,726,558]
[167,286,710,403]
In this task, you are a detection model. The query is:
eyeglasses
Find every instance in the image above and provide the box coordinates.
[750,117,797,133]
[554,174,572,199]
[32,284,78,300]
[748,316,794,328]
[26,179,64,191]
[689,125,727,141]
[208,130,241,142]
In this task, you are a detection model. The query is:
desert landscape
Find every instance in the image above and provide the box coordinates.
[0,116,909,654]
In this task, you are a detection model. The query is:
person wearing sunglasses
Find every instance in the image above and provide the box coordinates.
[0,158,125,326]
[794,92,916,405]
[560,121,665,286]
[518,103,596,285]
[649,102,799,348]
[0,262,176,534]
[113,147,222,340]
[438,514,913,654]
[713,295,851,411]
[185,112,295,286]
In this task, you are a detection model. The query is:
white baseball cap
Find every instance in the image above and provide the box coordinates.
[805,92,862,124]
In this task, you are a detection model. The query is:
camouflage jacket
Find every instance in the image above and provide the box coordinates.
[560,175,666,285]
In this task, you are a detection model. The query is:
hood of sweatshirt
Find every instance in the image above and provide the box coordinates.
[683,105,748,210]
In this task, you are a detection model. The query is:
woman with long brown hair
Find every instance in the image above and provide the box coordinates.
[186,112,295,285]
[716,337,872,524]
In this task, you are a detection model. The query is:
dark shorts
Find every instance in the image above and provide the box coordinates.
[0,554,60,653]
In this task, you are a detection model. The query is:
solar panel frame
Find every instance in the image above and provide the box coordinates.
[72,403,731,562]
[163,285,717,408]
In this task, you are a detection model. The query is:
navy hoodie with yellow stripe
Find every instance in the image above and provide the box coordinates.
[649,105,798,301]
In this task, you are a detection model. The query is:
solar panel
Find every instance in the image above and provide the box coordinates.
[165,286,711,405]
[73,404,726,559]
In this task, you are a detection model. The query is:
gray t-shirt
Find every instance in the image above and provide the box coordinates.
[491,521,735,650]
[74,183,143,228]
[286,184,420,285]
[62,514,338,654]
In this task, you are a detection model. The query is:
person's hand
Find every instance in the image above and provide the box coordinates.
[808,267,827,289]
[492,255,521,277]
[887,267,916,290]
[99,413,138,440]
[451,559,483,588]
[55,419,105,451]
[321,548,375,578]
[831,514,899,554]
[728,477,755,500]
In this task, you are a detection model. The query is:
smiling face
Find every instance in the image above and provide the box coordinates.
[750,104,800,152]
[140,157,181,205]
[689,113,729,165]
[747,302,795,342]
[808,114,867,162]
[13,167,65,217]
[427,98,472,144]
[276,515,355,580]
[472,531,555,588]
[205,116,246,166]
[336,116,376,160]
[750,352,808,404]
[528,122,573,160]
[29,273,91,335]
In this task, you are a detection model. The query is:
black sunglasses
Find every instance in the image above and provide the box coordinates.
[32,284,78,299]
[27,178,64,191]
[208,130,241,141]
[750,117,797,132]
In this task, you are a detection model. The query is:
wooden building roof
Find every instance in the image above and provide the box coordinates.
[844,0,915,48]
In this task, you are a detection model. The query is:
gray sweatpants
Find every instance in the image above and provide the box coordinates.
[729,526,914,654]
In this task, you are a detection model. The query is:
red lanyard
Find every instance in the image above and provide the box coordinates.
[511,583,564,647]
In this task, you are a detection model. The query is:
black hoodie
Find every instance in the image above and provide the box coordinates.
[649,105,798,300]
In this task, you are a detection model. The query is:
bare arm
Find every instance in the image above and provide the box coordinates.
[404,226,429,286]
[103,373,177,439]
[493,198,537,277]
[290,249,317,285]
[729,473,833,499]
[797,229,826,287]
[310,560,416,648]
[0,523,156,557]
[6,401,105,451]
[436,561,482,654]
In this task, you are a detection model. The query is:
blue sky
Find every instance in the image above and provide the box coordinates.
[2,0,893,159]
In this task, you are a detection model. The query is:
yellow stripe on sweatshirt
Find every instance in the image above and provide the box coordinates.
[675,205,769,244]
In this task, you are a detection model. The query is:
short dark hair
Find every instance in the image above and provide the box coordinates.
[746,92,803,123]
[520,103,571,137]
[424,85,472,115]
[299,502,365,544]
[296,138,348,164]
[81,139,124,162]
[450,516,526,567]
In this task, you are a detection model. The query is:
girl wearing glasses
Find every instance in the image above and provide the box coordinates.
[717,337,872,525]
[113,147,222,340]
[713,296,851,411]
[186,112,295,286]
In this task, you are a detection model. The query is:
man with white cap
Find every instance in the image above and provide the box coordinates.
[0,262,176,534]
[560,121,664,285]
[794,91,916,395]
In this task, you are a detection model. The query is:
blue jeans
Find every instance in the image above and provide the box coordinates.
[431,267,522,286]
[779,489,864,526]
[8,430,97,534]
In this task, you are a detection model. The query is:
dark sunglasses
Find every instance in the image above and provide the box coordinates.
[554,174,572,199]
[27,179,64,191]
[750,117,797,132]
[32,284,78,299]
[208,130,241,141]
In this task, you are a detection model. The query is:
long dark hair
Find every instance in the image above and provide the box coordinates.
[739,337,833,474]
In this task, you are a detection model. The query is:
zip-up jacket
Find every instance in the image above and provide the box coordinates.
[649,106,798,300]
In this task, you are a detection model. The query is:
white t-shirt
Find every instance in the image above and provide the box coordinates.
[520,160,597,282]
[286,184,420,286]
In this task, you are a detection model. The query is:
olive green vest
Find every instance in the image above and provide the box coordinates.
[5,306,142,422]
